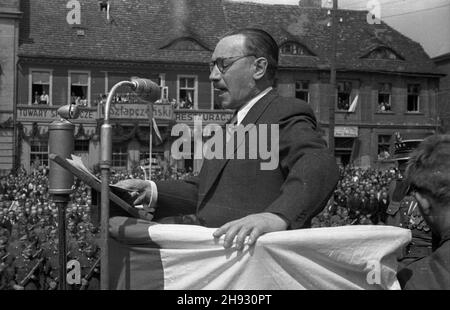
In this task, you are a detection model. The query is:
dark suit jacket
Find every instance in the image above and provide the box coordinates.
[398,229,450,290]
[154,90,339,228]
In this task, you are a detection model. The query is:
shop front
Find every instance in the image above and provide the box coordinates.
[16,102,233,174]
[334,126,359,167]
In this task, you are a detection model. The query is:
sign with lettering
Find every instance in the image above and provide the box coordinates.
[175,110,233,124]
[17,106,97,121]
[98,104,173,120]
[334,126,359,138]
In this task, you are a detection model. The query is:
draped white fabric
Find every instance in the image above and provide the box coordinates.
[147,225,411,290]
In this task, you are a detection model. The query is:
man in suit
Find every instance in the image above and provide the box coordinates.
[397,134,450,289]
[116,28,339,250]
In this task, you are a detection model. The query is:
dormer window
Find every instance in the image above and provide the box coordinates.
[363,47,403,60]
[161,37,209,51]
[280,42,313,56]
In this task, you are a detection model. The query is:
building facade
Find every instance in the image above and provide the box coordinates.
[0,0,21,174]
[433,53,450,133]
[0,0,443,174]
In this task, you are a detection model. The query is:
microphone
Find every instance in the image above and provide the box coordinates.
[57,104,80,120]
[131,78,161,102]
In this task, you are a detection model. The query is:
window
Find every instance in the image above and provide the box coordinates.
[378,83,392,112]
[177,76,197,109]
[337,81,352,111]
[140,151,163,165]
[364,47,403,60]
[30,70,51,105]
[295,81,309,103]
[280,42,313,56]
[30,140,49,167]
[162,38,208,51]
[139,150,164,174]
[156,73,169,104]
[139,150,151,165]
[378,135,391,159]
[74,139,89,154]
[112,145,128,168]
[69,71,90,107]
[407,84,420,112]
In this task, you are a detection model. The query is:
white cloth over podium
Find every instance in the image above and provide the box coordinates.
[109,218,411,290]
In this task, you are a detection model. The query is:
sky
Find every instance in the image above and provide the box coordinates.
[229,0,450,58]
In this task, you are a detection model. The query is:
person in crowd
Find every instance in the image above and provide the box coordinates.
[386,157,433,266]
[366,192,379,224]
[397,134,450,289]
[377,191,389,224]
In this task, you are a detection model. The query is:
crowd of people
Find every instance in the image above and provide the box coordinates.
[311,165,398,228]
[0,167,99,290]
[0,164,196,290]
[0,163,398,290]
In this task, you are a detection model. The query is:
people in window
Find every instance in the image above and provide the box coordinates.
[337,97,349,110]
[71,92,77,105]
[378,149,390,160]
[33,91,40,105]
[39,91,49,105]
[171,98,178,109]
[379,101,392,112]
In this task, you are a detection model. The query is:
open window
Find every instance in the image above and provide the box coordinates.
[30,70,52,105]
[407,84,420,112]
[280,42,314,56]
[377,83,392,112]
[69,71,90,107]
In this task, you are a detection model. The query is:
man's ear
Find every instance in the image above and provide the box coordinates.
[414,192,431,216]
[253,57,268,80]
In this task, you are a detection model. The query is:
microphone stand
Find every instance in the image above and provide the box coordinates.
[100,79,159,290]
[149,101,153,180]
[100,81,134,290]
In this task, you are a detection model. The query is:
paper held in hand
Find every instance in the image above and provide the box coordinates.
[66,154,145,210]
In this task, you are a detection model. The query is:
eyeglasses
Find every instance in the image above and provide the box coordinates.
[209,55,255,74]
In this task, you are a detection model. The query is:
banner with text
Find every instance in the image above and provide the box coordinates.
[98,104,173,120]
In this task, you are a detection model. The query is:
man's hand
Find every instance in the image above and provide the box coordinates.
[213,212,288,250]
[113,179,152,207]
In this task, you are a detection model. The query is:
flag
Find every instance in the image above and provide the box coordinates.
[348,92,359,113]
[109,217,411,290]
[106,1,111,20]
[152,118,162,144]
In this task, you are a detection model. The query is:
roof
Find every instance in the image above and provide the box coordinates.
[433,52,450,63]
[19,0,227,64]
[17,0,441,76]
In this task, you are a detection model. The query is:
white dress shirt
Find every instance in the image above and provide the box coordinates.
[236,87,272,125]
